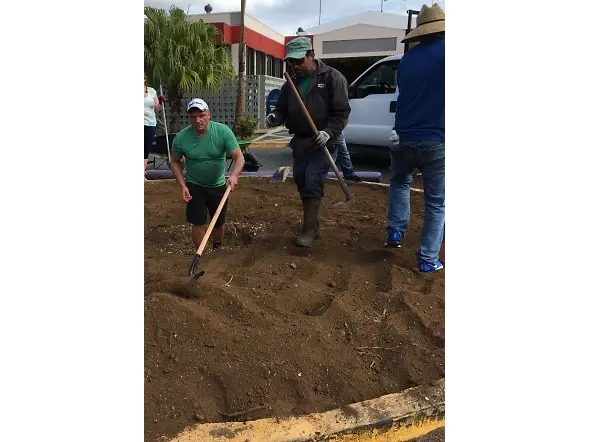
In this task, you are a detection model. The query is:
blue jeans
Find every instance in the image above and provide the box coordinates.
[333,134,356,178]
[387,141,445,264]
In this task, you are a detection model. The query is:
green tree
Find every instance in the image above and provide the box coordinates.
[144,6,234,132]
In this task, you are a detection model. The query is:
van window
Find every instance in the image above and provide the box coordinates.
[351,61,398,99]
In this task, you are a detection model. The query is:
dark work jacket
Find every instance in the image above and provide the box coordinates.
[274,60,351,156]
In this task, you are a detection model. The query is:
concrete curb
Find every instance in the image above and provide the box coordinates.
[144,175,424,193]
[325,179,424,194]
[170,379,444,442]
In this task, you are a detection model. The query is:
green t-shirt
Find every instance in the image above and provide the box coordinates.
[297,76,312,98]
[171,121,239,188]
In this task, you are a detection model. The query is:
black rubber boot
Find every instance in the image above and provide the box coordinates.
[300,197,321,240]
[315,216,321,240]
[296,198,320,248]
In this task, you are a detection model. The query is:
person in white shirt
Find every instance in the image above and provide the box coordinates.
[144,74,165,174]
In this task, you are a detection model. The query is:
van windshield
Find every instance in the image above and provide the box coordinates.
[351,60,399,99]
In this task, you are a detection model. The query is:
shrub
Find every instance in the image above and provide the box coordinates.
[234,115,258,139]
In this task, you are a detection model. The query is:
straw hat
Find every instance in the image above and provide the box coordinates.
[402,3,445,43]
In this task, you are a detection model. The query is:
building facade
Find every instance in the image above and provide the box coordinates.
[303,11,416,82]
[176,10,414,127]
[188,10,414,83]
[188,11,285,78]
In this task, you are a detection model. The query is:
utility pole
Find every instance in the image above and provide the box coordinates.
[404,9,420,54]
[319,0,322,25]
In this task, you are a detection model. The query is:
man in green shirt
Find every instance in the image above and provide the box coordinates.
[170,98,245,252]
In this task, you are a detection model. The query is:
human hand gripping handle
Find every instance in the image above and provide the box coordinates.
[227,174,239,190]
[315,130,330,148]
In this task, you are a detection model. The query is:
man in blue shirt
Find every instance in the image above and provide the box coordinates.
[384,3,445,273]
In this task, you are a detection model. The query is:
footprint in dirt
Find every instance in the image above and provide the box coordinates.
[241,249,258,267]
[374,263,393,292]
[358,249,392,264]
[304,295,334,317]
[145,277,203,299]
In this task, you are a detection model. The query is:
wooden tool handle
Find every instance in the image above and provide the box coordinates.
[195,185,231,256]
[283,72,354,202]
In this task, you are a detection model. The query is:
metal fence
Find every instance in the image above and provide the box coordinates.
[156,74,285,135]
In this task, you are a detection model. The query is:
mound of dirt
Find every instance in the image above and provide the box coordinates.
[144,179,445,442]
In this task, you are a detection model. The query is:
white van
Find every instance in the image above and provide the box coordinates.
[344,54,402,154]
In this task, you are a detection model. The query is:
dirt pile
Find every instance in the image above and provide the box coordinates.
[144,179,444,442]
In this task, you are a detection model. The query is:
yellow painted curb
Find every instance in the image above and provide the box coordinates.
[169,379,444,442]
[330,419,444,441]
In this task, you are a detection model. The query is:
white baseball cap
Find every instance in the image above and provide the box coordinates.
[186,98,209,112]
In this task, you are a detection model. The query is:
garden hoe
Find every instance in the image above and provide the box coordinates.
[283,72,355,209]
[270,165,291,183]
[187,186,232,279]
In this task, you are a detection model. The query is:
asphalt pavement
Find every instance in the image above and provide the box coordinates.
[248,145,393,183]
[147,145,393,182]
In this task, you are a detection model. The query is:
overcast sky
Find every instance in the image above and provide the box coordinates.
[144,0,445,35]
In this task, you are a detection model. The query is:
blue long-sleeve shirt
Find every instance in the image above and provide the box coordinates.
[394,38,445,142]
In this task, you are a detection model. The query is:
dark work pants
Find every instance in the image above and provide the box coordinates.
[292,146,334,199]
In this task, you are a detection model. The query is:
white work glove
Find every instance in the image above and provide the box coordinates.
[388,129,399,148]
[314,130,330,148]
[265,113,279,127]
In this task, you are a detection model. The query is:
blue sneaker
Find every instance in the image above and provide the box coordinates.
[384,229,403,248]
[419,259,444,273]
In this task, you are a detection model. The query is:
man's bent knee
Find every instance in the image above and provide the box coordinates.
[300,179,326,199]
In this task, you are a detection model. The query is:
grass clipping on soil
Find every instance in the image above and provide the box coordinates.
[144,179,445,442]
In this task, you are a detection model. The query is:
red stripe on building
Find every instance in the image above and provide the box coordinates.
[213,22,317,59]
[212,22,230,43]
[213,23,285,59]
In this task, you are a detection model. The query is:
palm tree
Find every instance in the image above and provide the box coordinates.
[233,0,247,128]
[144,6,234,132]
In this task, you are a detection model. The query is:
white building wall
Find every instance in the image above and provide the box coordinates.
[188,11,239,25]
[230,43,240,73]
[188,12,284,45]
[313,24,407,59]
[244,15,284,44]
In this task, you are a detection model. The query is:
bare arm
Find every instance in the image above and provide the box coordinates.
[169,154,186,188]
[225,126,245,189]
[170,135,185,187]
[154,95,162,112]
[229,148,245,180]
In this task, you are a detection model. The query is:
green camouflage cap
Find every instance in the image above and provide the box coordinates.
[285,37,312,60]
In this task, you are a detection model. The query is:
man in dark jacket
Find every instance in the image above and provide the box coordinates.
[266,37,351,248]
